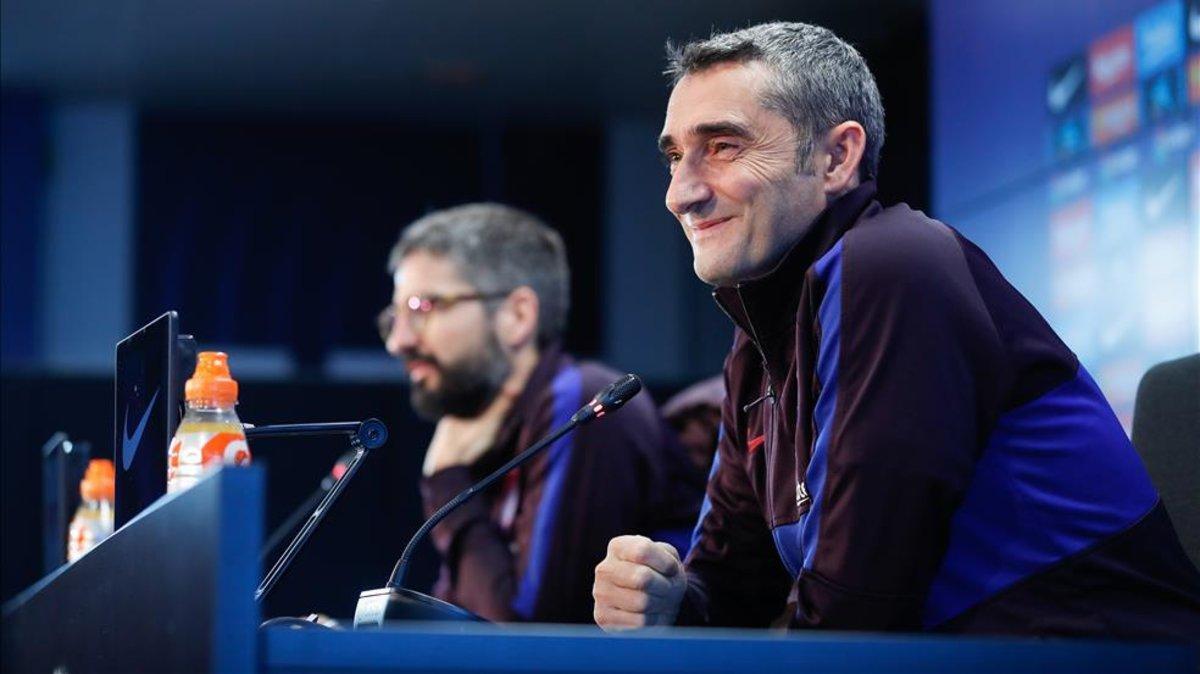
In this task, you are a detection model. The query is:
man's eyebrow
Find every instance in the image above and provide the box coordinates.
[658,121,754,153]
[692,121,754,140]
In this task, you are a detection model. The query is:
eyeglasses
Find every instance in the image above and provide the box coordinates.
[377,291,511,342]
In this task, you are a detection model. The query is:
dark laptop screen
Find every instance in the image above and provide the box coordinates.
[113,312,181,528]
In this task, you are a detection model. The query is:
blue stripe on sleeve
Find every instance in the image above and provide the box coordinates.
[510,364,583,619]
[922,366,1159,627]
[686,427,723,559]
[801,239,844,571]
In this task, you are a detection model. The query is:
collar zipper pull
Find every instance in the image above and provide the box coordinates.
[742,385,776,413]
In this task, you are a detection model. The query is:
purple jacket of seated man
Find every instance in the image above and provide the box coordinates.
[422,344,705,623]
[680,181,1200,640]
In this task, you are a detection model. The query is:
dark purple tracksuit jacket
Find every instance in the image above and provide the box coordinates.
[681,181,1200,639]
[422,345,703,623]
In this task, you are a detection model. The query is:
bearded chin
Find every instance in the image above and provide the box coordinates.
[408,339,512,422]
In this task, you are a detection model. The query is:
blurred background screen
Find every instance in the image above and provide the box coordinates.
[933,0,1200,430]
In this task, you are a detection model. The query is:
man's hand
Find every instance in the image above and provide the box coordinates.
[422,387,517,476]
[593,535,687,631]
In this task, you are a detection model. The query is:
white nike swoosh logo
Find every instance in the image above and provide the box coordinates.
[1048,62,1085,113]
[121,389,160,471]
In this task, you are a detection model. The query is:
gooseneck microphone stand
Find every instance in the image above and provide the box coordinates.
[354,374,642,628]
[246,419,388,604]
[355,418,584,625]
[258,449,357,564]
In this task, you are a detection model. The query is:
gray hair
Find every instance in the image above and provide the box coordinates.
[388,203,570,347]
[665,21,885,180]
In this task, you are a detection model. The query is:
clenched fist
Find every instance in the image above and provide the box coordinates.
[592,535,687,631]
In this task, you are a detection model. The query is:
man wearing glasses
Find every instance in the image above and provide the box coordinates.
[379,203,703,623]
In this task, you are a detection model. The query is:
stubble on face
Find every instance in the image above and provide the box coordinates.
[407,328,510,422]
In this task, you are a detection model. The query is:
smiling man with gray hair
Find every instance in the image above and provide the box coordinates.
[592,22,1200,640]
[381,202,703,623]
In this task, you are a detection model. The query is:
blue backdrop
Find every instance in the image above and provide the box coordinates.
[933,0,1199,429]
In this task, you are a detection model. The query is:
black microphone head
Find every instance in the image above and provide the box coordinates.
[570,374,643,425]
[596,374,642,411]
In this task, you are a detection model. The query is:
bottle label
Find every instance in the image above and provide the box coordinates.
[67,518,95,563]
[67,510,112,563]
[167,429,250,493]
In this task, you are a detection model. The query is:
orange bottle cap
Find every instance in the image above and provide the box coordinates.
[81,458,115,502]
[185,352,239,404]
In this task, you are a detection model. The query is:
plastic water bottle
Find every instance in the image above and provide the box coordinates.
[67,459,115,562]
[167,352,251,494]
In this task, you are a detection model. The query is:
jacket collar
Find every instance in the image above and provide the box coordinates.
[486,341,568,462]
[712,181,878,381]
[508,341,567,428]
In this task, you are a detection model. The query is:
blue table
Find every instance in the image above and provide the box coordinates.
[261,622,1196,673]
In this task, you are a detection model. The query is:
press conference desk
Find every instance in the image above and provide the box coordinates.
[4,468,1196,673]
[261,622,1195,673]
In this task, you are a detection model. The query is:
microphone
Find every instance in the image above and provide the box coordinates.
[569,373,642,424]
[353,374,643,628]
[259,450,357,564]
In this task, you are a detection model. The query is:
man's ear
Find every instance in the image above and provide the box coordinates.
[821,121,866,196]
[495,286,540,350]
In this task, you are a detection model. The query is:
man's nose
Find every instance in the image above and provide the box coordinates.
[665,160,714,217]
[385,314,418,356]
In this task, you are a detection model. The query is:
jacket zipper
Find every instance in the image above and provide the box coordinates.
[711,288,779,411]
[734,287,777,406]
[742,388,775,413]
[712,287,780,519]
